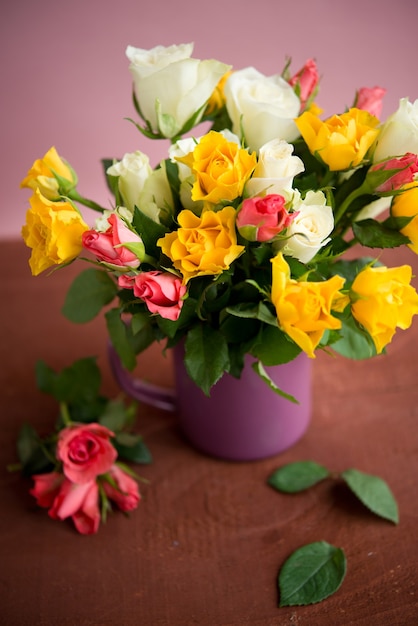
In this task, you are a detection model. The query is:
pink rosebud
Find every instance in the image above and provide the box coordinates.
[236,194,295,242]
[57,423,117,484]
[30,472,101,535]
[119,271,187,321]
[82,214,143,268]
[355,86,386,118]
[49,478,101,535]
[103,464,141,512]
[30,472,64,508]
[288,59,319,108]
[370,153,418,193]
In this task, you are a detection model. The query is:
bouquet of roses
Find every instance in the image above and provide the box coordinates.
[21,42,418,397]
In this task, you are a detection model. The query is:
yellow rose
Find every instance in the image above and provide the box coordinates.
[22,189,89,275]
[271,253,346,357]
[295,107,380,171]
[20,146,76,200]
[176,130,256,205]
[205,71,232,115]
[157,206,244,283]
[391,182,418,254]
[351,264,418,354]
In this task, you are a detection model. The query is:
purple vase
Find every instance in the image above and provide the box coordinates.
[109,343,311,461]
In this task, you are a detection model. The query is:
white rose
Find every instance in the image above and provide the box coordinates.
[281,191,334,263]
[224,67,301,152]
[137,162,174,224]
[245,139,305,197]
[107,151,152,213]
[373,98,418,161]
[95,207,133,232]
[126,43,231,139]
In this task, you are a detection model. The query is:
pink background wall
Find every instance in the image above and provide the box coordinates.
[2,0,418,238]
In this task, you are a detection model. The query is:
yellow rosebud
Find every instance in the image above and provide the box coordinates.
[20,146,75,200]
[176,131,256,205]
[157,206,244,283]
[271,252,346,357]
[205,71,232,115]
[391,182,418,254]
[22,189,89,275]
[295,107,380,171]
[351,264,418,354]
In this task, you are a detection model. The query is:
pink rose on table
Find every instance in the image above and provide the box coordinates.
[288,59,319,108]
[30,473,100,535]
[236,194,295,242]
[82,214,143,268]
[354,86,386,118]
[103,465,141,512]
[368,153,418,193]
[119,271,186,321]
[57,423,117,484]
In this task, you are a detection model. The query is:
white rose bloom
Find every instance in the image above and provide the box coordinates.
[373,98,418,161]
[137,163,174,224]
[245,139,305,197]
[224,67,301,152]
[126,43,231,138]
[282,191,334,263]
[95,207,133,232]
[107,151,152,213]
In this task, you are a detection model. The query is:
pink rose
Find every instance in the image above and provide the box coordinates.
[370,153,418,193]
[57,423,117,484]
[103,464,141,512]
[118,271,186,321]
[31,473,100,535]
[288,59,319,108]
[82,214,143,268]
[355,86,386,118]
[30,471,64,507]
[236,194,295,242]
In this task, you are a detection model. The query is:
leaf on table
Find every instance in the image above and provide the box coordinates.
[268,461,330,493]
[278,541,347,606]
[341,468,399,524]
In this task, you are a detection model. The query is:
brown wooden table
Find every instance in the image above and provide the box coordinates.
[1,240,417,625]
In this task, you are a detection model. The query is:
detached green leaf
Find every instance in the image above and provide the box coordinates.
[279,541,347,606]
[268,461,330,493]
[62,268,117,323]
[341,468,399,524]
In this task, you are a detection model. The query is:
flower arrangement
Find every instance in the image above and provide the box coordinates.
[21,42,418,398]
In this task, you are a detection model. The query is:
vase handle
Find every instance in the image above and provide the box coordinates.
[107,342,177,412]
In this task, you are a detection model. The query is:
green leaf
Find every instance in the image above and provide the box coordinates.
[184,325,229,396]
[114,435,153,464]
[252,361,298,404]
[35,357,101,405]
[132,206,168,257]
[331,315,377,360]
[278,541,347,606]
[105,309,136,371]
[99,399,136,432]
[341,468,399,524]
[252,325,301,366]
[352,219,410,248]
[62,269,117,323]
[268,461,330,493]
[16,424,55,476]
